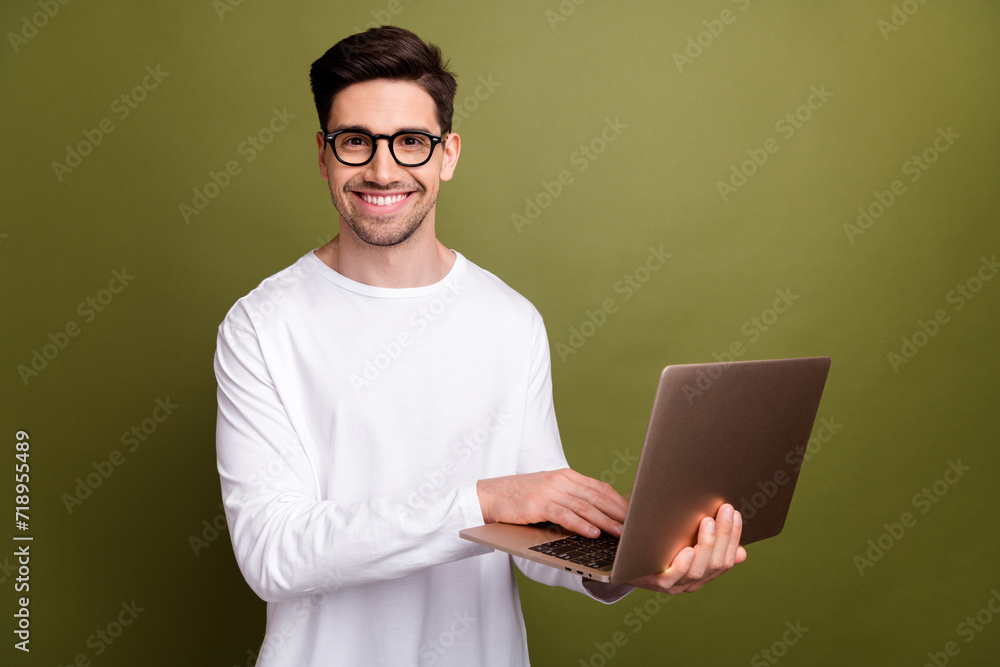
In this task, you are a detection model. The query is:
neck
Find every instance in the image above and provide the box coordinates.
[315,224,455,288]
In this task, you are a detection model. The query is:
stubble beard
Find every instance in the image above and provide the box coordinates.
[330,178,437,248]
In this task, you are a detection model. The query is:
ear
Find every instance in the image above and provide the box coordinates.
[438,132,461,182]
[316,131,330,182]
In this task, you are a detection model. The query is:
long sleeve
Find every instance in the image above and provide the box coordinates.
[510,313,634,604]
[215,322,488,602]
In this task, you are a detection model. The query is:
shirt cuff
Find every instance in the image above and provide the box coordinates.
[457,480,486,529]
[582,578,635,604]
[455,481,492,558]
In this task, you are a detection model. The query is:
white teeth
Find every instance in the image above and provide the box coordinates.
[361,193,407,206]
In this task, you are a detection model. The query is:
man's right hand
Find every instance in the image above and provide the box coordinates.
[476,469,627,538]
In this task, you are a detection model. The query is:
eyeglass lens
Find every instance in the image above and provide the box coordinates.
[333,132,435,166]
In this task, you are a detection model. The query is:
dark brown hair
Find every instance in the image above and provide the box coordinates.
[310,26,458,134]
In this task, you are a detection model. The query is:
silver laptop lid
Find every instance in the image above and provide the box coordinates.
[611,357,830,583]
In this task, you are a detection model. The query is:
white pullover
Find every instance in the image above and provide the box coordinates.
[215,250,629,667]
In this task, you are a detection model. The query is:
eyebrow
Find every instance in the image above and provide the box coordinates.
[328,124,437,135]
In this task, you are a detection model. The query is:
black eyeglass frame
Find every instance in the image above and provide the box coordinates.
[323,128,446,168]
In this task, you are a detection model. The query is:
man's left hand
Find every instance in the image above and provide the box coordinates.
[626,503,746,594]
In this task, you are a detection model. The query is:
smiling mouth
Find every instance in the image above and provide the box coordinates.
[356,192,412,206]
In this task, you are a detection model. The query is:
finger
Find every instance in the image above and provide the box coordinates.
[545,501,605,538]
[708,504,736,571]
[684,516,717,581]
[550,470,626,536]
[550,490,622,537]
[658,547,695,589]
[560,469,628,521]
[723,509,743,567]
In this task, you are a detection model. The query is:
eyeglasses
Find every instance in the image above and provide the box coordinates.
[323,128,446,167]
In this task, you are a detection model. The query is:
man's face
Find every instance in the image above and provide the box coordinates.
[316,79,460,247]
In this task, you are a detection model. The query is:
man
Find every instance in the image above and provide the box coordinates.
[215,25,744,666]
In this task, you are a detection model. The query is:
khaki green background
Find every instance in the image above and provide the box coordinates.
[2,0,999,665]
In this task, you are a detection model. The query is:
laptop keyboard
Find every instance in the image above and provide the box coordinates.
[528,533,619,571]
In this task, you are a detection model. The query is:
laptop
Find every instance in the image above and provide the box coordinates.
[460,356,831,585]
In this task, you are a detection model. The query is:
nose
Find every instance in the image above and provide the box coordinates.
[363,138,404,185]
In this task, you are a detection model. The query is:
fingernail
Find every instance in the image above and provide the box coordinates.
[706,519,715,535]
[723,504,734,520]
